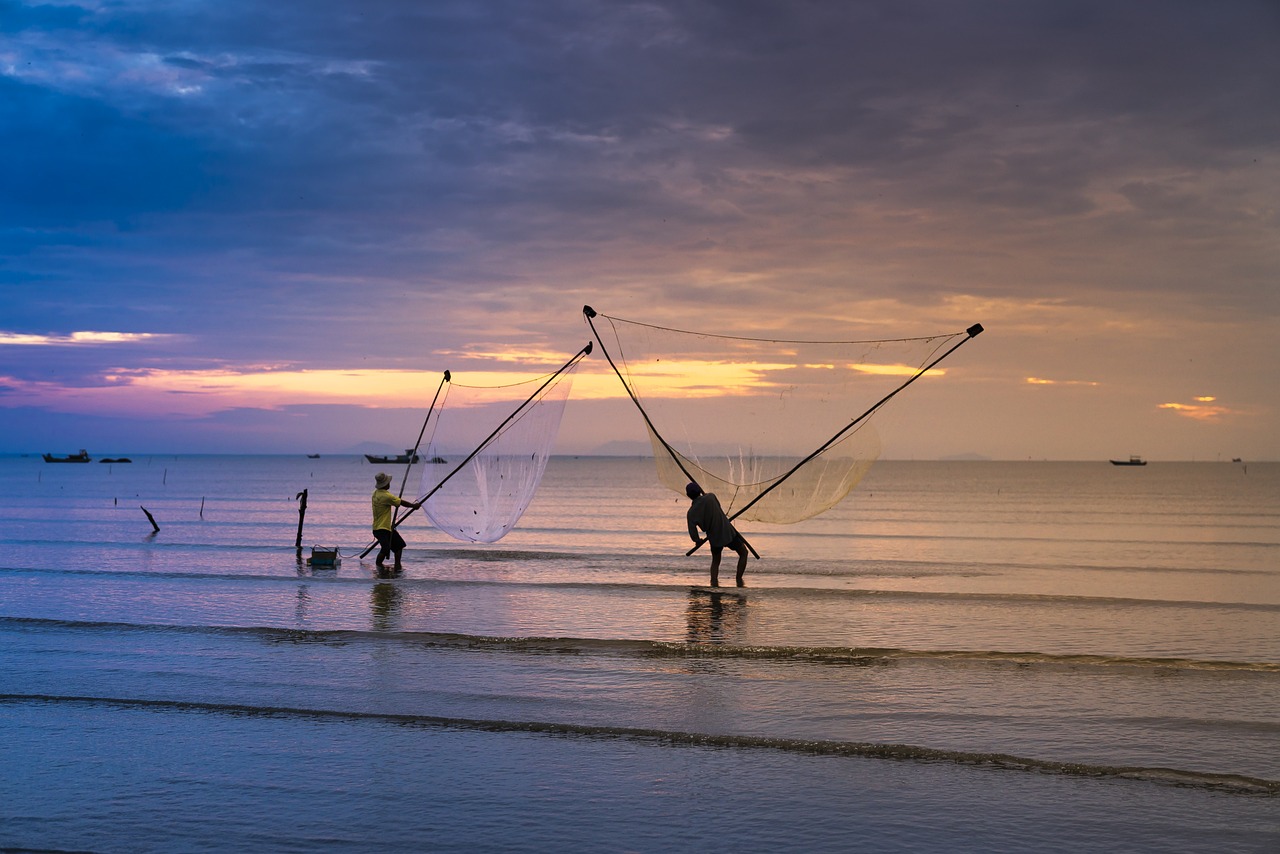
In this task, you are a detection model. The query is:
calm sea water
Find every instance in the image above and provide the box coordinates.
[1,455,1277,852]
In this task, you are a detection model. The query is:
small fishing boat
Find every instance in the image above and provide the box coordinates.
[43,450,91,463]
[1110,455,1147,466]
[306,454,321,459]
[364,449,420,464]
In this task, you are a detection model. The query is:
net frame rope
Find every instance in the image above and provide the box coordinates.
[584,306,982,528]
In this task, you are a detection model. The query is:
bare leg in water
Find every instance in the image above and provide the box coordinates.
[709,542,749,587]
[731,541,748,587]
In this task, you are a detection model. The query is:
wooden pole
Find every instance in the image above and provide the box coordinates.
[393,371,450,528]
[295,489,308,553]
[140,506,160,533]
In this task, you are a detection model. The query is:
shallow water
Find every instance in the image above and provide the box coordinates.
[2,456,1278,851]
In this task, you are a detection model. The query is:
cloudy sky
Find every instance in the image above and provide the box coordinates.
[2,0,1277,460]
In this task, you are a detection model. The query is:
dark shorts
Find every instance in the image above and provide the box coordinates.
[711,533,747,555]
[373,528,406,552]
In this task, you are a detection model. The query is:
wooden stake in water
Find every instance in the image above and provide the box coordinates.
[140,506,160,533]
[295,489,308,554]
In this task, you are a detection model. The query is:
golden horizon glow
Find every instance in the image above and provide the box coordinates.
[620,359,944,396]
[119,367,620,408]
[0,367,630,416]
[0,355,953,419]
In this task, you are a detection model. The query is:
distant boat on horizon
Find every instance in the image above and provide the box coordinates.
[365,449,420,464]
[306,453,321,459]
[43,449,91,463]
[1110,455,1147,466]
[363,450,449,464]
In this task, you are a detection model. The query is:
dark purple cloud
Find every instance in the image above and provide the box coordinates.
[1,0,1277,457]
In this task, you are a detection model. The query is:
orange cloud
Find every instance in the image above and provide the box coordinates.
[1024,377,1099,386]
[1158,399,1234,421]
[852,364,946,378]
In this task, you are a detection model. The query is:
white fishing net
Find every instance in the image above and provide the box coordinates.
[588,311,972,524]
[416,361,581,543]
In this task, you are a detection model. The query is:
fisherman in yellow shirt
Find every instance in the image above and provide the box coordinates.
[371,472,421,570]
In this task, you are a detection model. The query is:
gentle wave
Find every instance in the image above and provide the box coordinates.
[5,616,1277,674]
[2,692,1275,796]
[2,537,1277,579]
[3,563,1278,612]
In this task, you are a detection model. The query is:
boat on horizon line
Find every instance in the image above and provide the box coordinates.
[306,453,321,459]
[43,449,91,463]
[363,450,449,465]
[1110,455,1147,466]
[365,449,421,464]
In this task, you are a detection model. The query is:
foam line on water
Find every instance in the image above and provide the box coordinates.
[2,692,1275,796]
[2,565,1277,611]
[5,616,1277,673]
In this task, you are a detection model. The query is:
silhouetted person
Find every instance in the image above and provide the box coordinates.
[686,482,748,587]
[371,472,420,570]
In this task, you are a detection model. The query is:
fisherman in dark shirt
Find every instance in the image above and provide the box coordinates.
[685,482,749,587]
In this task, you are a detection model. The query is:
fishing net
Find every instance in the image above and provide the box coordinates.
[415,356,583,543]
[586,310,975,524]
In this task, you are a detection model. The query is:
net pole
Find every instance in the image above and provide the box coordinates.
[583,306,701,487]
[358,343,593,559]
[585,306,759,560]
[392,370,450,528]
[726,323,984,524]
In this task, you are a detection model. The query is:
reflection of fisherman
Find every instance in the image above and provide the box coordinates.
[372,472,421,570]
[370,580,403,630]
[686,482,749,587]
[686,589,746,643]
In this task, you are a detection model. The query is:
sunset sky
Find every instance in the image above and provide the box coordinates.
[2,0,1277,460]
